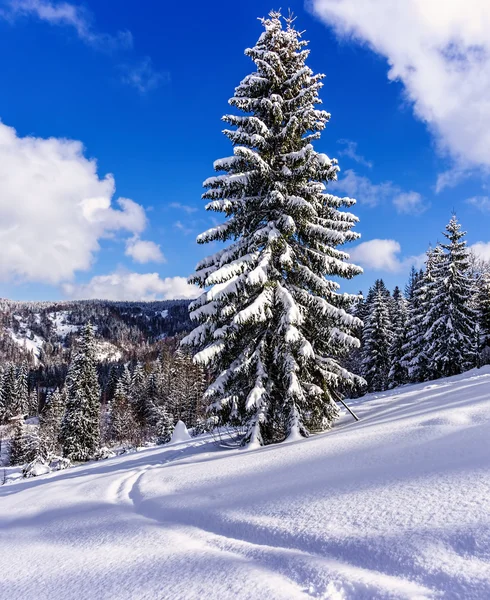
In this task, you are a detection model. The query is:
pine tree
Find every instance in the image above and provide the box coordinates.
[418,245,446,380]
[155,406,174,445]
[2,363,19,422]
[424,216,476,378]
[61,324,101,461]
[39,388,66,458]
[402,268,426,382]
[109,379,138,445]
[9,419,39,466]
[182,11,362,446]
[388,286,408,388]
[16,361,29,417]
[361,280,392,392]
[476,272,490,364]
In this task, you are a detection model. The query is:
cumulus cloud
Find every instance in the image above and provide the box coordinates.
[3,0,132,51]
[337,139,373,168]
[469,242,490,262]
[393,191,428,215]
[331,169,427,214]
[466,195,490,213]
[310,0,490,174]
[62,271,199,301]
[120,57,169,93]
[125,237,165,264]
[349,239,424,273]
[0,121,148,284]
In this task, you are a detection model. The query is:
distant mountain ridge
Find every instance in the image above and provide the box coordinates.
[0,298,193,366]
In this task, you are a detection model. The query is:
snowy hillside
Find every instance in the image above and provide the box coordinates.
[1,368,490,599]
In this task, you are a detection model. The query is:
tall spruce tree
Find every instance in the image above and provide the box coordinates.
[402,268,426,382]
[476,272,490,363]
[61,324,101,461]
[424,216,476,378]
[182,11,362,446]
[388,286,408,388]
[361,280,392,392]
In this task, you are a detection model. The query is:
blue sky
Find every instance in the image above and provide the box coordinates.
[0,0,489,301]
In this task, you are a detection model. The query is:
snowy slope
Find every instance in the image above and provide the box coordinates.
[1,368,490,599]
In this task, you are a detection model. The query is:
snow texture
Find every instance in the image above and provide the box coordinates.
[1,367,490,599]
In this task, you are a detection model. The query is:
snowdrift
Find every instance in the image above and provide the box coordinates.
[1,367,490,599]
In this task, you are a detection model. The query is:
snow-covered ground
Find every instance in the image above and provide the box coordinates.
[1,368,490,599]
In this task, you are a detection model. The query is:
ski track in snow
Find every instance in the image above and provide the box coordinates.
[1,369,490,599]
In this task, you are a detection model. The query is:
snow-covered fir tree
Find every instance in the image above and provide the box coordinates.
[109,378,138,445]
[39,388,66,458]
[402,268,426,382]
[16,361,29,417]
[9,419,40,466]
[476,272,490,363]
[1,363,19,422]
[361,280,392,392]
[182,11,363,446]
[155,406,174,445]
[61,324,101,461]
[424,216,476,378]
[388,286,408,388]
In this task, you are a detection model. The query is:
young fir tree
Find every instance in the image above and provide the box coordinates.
[39,388,66,458]
[16,361,29,417]
[155,406,174,445]
[417,244,446,380]
[2,363,19,422]
[9,419,40,466]
[61,324,101,461]
[109,379,138,445]
[388,286,408,388]
[424,216,476,378]
[402,269,426,382]
[476,272,490,363]
[182,11,363,446]
[361,280,392,392]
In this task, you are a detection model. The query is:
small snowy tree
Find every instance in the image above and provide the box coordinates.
[425,216,476,378]
[61,324,101,461]
[182,11,363,446]
[155,406,174,445]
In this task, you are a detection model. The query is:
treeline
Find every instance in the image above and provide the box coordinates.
[350,215,490,392]
[1,324,207,470]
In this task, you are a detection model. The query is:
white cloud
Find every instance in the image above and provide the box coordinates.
[331,169,427,214]
[62,271,199,301]
[0,121,147,284]
[3,0,132,51]
[393,191,428,215]
[169,202,198,214]
[125,237,165,264]
[121,57,168,93]
[330,169,394,207]
[311,0,490,173]
[466,195,490,213]
[337,139,373,168]
[349,239,424,273]
[470,242,490,262]
[174,220,193,235]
